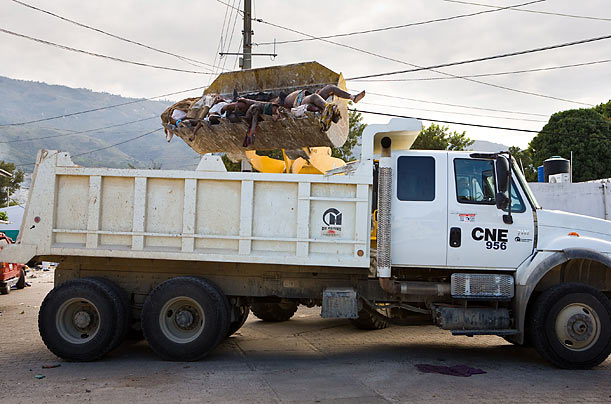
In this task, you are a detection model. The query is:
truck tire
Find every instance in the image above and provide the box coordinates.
[350,304,390,330]
[529,283,611,369]
[227,305,250,337]
[16,268,26,289]
[38,279,119,361]
[141,277,230,361]
[251,301,298,322]
[88,277,130,351]
[1,283,10,294]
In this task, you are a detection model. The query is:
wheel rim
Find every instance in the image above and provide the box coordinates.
[56,298,101,344]
[159,297,205,344]
[554,303,601,351]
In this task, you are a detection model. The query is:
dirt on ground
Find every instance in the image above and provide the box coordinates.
[0,270,609,403]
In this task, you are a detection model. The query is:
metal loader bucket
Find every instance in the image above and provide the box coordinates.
[165,62,349,158]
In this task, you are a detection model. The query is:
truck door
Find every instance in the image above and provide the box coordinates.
[391,152,448,267]
[446,156,534,269]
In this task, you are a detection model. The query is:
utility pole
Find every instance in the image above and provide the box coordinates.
[242,0,252,70]
[219,0,276,67]
[240,0,253,172]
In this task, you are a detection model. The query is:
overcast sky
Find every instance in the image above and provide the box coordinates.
[1,0,610,148]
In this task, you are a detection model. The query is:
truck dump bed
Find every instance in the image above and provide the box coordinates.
[1,150,371,268]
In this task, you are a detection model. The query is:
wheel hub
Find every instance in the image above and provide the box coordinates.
[73,310,92,329]
[567,314,593,341]
[159,297,205,344]
[56,298,101,344]
[555,303,601,351]
[174,308,196,330]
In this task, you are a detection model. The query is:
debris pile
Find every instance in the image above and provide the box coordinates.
[159,62,363,159]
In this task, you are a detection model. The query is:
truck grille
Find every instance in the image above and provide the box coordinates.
[451,273,514,299]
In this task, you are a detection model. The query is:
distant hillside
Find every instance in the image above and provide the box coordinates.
[0,76,201,171]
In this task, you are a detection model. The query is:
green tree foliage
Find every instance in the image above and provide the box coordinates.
[411,123,474,151]
[527,105,611,182]
[0,161,25,207]
[222,154,241,172]
[509,146,538,182]
[0,211,8,222]
[331,107,366,161]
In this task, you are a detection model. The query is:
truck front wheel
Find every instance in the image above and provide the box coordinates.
[38,279,119,361]
[141,277,230,361]
[251,301,298,322]
[529,283,611,369]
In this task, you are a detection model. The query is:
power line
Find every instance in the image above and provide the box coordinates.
[215,0,243,15]
[9,0,226,72]
[0,117,158,143]
[221,0,243,71]
[210,0,233,81]
[361,91,549,117]
[352,108,544,134]
[353,109,611,141]
[353,59,611,82]
[445,0,611,22]
[0,85,207,127]
[358,102,547,122]
[16,128,163,167]
[256,0,544,46]
[253,18,593,106]
[346,34,611,80]
[0,27,213,75]
[72,128,162,158]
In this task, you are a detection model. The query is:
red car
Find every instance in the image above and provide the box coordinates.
[0,232,26,295]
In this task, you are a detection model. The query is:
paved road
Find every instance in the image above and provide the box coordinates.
[0,273,609,403]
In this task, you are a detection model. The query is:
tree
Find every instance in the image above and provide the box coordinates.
[331,107,366,161]
[411,123,474,151]
[527,105,611,182]
[0,161,25,207]
[509,146,538,182]
[0,211,8,222]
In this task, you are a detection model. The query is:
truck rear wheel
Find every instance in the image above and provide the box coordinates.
[350,304,390,330]
[141,277,230,361]
[251,301,298,322]
[89,277,130,351]
[529,283,611,369]
[227,305,250,337]
[38,279,119,361]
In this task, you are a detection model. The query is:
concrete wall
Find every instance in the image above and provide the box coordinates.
[528,181,610,220]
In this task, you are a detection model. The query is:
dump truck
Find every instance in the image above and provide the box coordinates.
[2,117,610,369]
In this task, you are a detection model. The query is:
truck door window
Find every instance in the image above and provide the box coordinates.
[454,159,496,204]
[397,156,435,201]
[506,180,526,213]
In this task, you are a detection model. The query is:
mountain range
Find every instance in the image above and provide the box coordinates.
[0,76,201,171]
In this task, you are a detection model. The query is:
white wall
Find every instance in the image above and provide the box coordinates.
[528,181,610,220]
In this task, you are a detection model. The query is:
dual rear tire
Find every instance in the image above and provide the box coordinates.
[39,276,237,362]
[141,276,230,361]
[39,278,127,361]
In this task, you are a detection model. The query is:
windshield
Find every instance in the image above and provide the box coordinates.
[512,159,540,209]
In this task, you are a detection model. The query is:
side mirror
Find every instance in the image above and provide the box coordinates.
[496,192,509,210]
[496,156,509,193]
